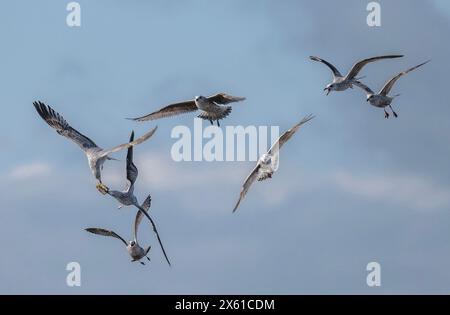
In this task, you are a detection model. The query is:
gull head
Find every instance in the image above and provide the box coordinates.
[260,153,272,165]
[129,241,136,247]
[366,94,374,102]
[324,83,333,95]
[195,96,206,102]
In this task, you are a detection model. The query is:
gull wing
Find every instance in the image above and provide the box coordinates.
[207,93,246,105]
[232,164,261,213]
[354,81,375,95]
[346,55,404,80]
[379,60,430,96]
[268,115,314,156]
[127,101,198,122]
[309,56,342,78]
[85,228,128,246]
[99,126,157,158]
[126,131,138,186]
[135,205,171,267]
[33,101,98,152]
[134,194,152,242]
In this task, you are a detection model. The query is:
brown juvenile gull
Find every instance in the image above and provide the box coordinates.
[33,101,157,194]
[310,55,404,95]
[354,60,430,118]
[232,115,314,213]
[128,93,246,126]
[85,195,153,265]
[100,131,171,266]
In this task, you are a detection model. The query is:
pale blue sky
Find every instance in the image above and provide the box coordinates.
[1,0,450,294]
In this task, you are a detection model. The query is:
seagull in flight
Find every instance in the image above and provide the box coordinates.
[310,55,404,95]
[33,101,157,194]
[232,115,314,213]
[355,60,430,118]
[85,195,153,265]
[128,93,246,126]
[99,131,171,266]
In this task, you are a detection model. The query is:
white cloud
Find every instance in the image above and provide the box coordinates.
[332,170,450,210]
[8,162,51,180]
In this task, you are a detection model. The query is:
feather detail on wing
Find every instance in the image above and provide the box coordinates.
[99,126,157,158]
[126,131,138,186]
[354,81,375,95]
[207,93,246,105]
[127,101,198,122]
[268,114,314,155]
[85,228,128,246]
[379,60,430,96]
[232,164,261,213]
[134,195,151,242]
[33,101,98,152]
[346,55,404,80]
[309,56,342,78]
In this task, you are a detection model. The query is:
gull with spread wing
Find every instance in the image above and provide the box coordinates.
[128,93,246,126]
[309,55,403,95]
[354,60,430,118]
[101,131,171,266]
[33,101,157,193]
[232,115,314,213]
[85,195,153,265]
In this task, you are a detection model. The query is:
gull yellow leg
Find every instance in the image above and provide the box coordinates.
[96,182,109,195]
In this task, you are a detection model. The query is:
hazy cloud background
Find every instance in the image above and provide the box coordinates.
[0,0,450,294]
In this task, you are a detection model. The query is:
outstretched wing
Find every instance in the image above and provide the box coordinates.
[85,228,128,246]
[379,60,430,96]
[268,115,314,155]
[309,56,342,78]
[134,195,152,242]
[354,81,375,95]
[126,131,138,186]
[99,126,157,158]
[346,55,404,80]
[207,93,246,105]
[135,205,171,266]
[127,101,198,122]
[33,101,98,152]
[232,164,261,213]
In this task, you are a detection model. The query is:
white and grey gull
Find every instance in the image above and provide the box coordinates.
[99,131,171,266]
[354,60,430,118]
[310,55,404,95]
[128,93,246,126]
[85,195,153,265]
[232,115,314,213]
[33,101,157,194]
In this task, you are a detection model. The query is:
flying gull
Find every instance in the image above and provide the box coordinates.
[309,55,404,95]
[354,60,430,118]
[33,101,157,193]
[99,131,171,266]
[128,93,246,126]
[85,195,153,265]
[232,115,314,213]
